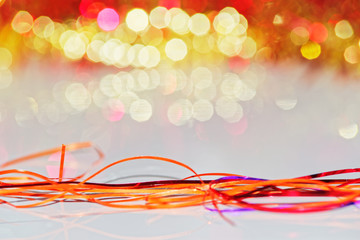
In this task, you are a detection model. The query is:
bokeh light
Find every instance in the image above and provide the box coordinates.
[215,96,242,121]
[290,27,309,46]
[165,38,188,61]
[188,13,210,36]
[221,73,256,101]
[33,16,54,38]
[344,45,360,64]
[11,11,34,34]
[126,8,149,32]
[149,7,169,29]
[308,22,328,43]
[213,12,236,35]
[275,98,298,110]
[62,32,87,60]
[193,99,214,122]
[87,40,104,62]
[65,83,91,111]
[168,8,190,35]
[97,8,120,32]
[335,20,353,39]
[217,36,244,56]
[338,123,358,139]
[273,14,283,25]
[129,99,153,122]
[301,41,321,60]
[113,72,135,94]
[103,98,125,122]
[138,46,161,68]
[168,99,193,126]
[3,1,360,73]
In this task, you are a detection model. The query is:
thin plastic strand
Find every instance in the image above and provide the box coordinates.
[0,143,359,215]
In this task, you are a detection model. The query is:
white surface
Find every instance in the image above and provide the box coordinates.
[0,61,360,239]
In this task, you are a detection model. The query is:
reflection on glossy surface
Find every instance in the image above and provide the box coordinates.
[0,201,359,240]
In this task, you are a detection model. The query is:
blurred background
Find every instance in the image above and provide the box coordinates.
[1,0,360,239]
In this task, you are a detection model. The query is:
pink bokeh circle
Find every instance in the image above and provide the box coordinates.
[97,8,120,31]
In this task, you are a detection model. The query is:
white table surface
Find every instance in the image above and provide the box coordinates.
[0,60,359,239]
